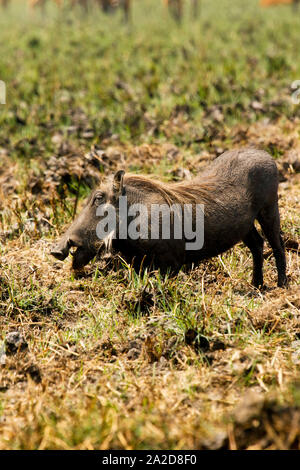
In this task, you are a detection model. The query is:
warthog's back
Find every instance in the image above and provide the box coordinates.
[187,148,279,262]
[200,148,278,208]
[202,148,277,190]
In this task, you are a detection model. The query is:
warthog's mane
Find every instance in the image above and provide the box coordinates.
[123,173,217,206]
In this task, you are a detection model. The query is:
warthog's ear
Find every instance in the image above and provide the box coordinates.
[113,170,125,196]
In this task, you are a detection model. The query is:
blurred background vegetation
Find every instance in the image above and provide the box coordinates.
[1,0,300,160]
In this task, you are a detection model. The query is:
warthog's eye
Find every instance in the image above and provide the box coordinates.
[93,192,104,206]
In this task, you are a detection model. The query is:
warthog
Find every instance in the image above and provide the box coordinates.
[51,148,287,287]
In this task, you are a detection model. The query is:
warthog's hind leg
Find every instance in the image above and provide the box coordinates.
[243,226,264,288]
[257,203,287,287]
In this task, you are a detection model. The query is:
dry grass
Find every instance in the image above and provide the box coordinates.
[1,118,300,450]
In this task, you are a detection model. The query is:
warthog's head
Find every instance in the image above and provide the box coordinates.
[50,170,125,269]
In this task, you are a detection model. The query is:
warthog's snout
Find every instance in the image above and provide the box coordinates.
[50,237,80,261]
[50,247,68,261]
[51,234,97,270]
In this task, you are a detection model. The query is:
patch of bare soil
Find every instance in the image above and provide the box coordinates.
[228,390,300,450]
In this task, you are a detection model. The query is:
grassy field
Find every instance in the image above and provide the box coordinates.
[0,0,300,450]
